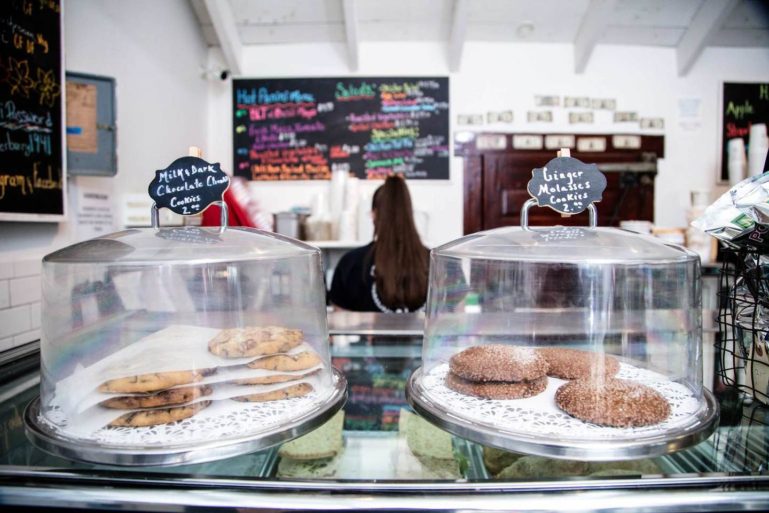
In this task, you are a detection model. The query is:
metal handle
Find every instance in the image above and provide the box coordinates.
[520,198,598,231]
[151,201,229,230]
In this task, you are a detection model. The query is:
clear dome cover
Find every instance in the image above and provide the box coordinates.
[409,225,718,460]
[33,226,343,465]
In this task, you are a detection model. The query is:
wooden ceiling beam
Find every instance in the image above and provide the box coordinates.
[342,0,360,71]
[573,0,617,74]
[677,0,739,76]
[449,0,469,72]
[202,0,243,76]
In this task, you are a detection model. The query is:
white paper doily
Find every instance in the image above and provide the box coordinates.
[418,363,704,440]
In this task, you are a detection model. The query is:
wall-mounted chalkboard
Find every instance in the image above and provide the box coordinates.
[232,77,449,180]
[0,0,64,221]
[721,82,769,182]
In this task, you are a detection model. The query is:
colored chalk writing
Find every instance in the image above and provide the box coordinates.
[148,156,230,216]
[527,156,607,215]
[233,77,449,180]
[0,0,63,218]
[722,83,769,181]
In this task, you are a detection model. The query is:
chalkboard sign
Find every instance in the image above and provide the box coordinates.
[721,82,769,182]
[527,156,607,215]
[0,0,64,221]
[148,156,230,216]
[232,77,449,180]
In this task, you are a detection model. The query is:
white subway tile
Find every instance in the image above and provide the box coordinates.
[0,305,30,338]
[0,265,12,280]
[13,259,42,278]
[10,276,41,306]
[13,328,39,346]
[0,280,9,309]
[0,336,13,352]
[29,302,41,329]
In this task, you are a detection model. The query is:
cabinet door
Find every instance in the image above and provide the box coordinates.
[482,153,600,229]
[478,155,655,231]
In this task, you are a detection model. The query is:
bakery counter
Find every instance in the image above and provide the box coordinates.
[0,313,768,512]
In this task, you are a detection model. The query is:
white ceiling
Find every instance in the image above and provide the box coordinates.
[190,0,769,74]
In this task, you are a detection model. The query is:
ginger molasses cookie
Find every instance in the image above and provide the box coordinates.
[538,347,619,380]
[208,326,304,358]
[555,378,670,428]
[445,373,547,400]
[449,345,548,382]
[100,385,212,409]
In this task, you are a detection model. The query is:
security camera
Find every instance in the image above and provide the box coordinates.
[219,70,231,81]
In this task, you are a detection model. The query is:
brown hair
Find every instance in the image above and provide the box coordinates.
[370,175,429,311]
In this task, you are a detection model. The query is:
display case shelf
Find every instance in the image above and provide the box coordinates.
[0,313,767,512]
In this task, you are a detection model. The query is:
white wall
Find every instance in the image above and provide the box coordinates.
[0,0,210,260]
[207,42,769,245]
[0,0,210,349]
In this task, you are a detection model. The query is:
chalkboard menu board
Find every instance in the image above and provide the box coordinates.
[0,0,64,221]
[232,77,449,180]
[721,82,769,182]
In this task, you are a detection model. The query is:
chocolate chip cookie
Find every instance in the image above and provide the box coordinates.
[99,385,212,409]
[231,382,314,402]
[208,326,304,358]
[108,401,211,428]
[98,368,216,394]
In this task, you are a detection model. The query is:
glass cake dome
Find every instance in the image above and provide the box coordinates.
[407,221,719,460]
[26,226,345,466]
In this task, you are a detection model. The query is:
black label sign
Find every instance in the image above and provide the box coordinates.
[527,156,606,215]
[148,156,230,216]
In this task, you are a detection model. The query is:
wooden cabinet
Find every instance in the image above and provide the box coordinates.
[456,133,663,234]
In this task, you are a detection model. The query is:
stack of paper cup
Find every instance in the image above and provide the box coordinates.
[357,192,374,242]
[748,123,768,177]
[311,192,328,218]
[728,138,747,185]
[338,210,357,241]
[329,169,347,218]
[690,190,710,209]
[344,176,360,212]
[619,220,653,234]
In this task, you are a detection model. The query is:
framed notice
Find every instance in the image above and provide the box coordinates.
[232,77,450,180]
[720,82,769,182]
[0,0,65,222]
[65,72,117,176]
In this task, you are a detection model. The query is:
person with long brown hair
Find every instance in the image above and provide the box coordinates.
[329,175,429,312]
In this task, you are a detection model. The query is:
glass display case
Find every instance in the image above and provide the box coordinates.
[26,227,345,466]
[408,224,718,460]
[0,312,767,512]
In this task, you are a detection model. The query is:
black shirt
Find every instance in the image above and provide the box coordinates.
[328,243,379,312]
[329,242,424,313]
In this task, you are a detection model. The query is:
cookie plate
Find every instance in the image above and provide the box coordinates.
[24,368,346,467]
[406,364,718,461]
